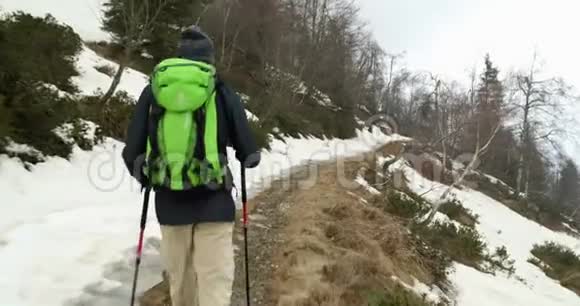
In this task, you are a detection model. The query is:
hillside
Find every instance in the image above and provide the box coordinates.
[1,1,580,306]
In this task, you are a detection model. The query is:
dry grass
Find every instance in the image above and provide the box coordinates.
[268,153,437,306]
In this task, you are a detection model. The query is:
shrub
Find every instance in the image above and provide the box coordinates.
[0,12,82,93]
[0,12,83,160]
[485,246,516,275]
[438,198,479,228]
[413,221,486,267]
[413,238,453,288]
[530,241,580,295]
[382,190,430,220]
[56,119,104,151]
[78,90,135,141]
[5,84,77,159]
[531,242,580,275]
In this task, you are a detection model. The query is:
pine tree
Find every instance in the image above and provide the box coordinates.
[557,159,580,211]
[466,55,515,183]
[477,54,504,141]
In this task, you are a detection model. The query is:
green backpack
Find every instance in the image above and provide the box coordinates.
[144,58,224,190]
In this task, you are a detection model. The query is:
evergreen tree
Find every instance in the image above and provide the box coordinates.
[0,12,83,158]
[557,159,580,211]
[0,12,82,93]
[477,54,504,142]
[101,0,208,63]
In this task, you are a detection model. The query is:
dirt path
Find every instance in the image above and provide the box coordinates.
[230,165,310,306]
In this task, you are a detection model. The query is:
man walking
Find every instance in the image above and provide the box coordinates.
[122,25,260,306]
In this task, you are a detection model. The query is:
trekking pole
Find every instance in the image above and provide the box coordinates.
[241,165,251,306]
[130,186,151,306]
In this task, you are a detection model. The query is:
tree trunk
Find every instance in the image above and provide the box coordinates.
[517,89,531,196]
[516,153,524,196]
[101,48,130,104]
[524,166,530,196]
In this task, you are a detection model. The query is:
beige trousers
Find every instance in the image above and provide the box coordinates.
[160,222,235,306]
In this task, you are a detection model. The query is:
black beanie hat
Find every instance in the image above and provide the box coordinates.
[177,25,215,64]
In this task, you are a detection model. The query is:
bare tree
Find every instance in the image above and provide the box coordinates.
[421,121,502,224]
[511,52,572,196]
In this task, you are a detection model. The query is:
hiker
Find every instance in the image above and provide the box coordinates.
[122,25,260,306]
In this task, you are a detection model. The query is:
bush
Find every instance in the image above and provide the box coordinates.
[78,90,135,141]
[383,190,431,219]
[485,246,516,275]
[530,241,580,295]
[438,198,479,228]
[0,12,83,160]
[0,12,82,93]
[413,221,487,267]
[55,119,104,151]
[4,84,78,159]
[413,238,453,288]
[531,242,580,275]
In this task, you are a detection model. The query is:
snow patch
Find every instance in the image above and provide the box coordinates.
[53,120,99,147]
[391,276,447,304]
[4,140,44,158]
[245,110,259,122]
[39,83,74,99]
[141,52,154,59]
[355,175,381,195]
[73,47,149,100]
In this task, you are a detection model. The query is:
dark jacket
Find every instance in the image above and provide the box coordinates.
[122,79,260,225]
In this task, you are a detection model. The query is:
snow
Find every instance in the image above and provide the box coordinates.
[141,52,154,59]
[245,110,259,122]
[4,140,44,158]
[54,120,100,145]
[431,211,465,229]
[484,173,499,184]
[73,47,149,100]
[238,93,250,104]
[39,83,75,99]
[563,222,580,235]
[398,161,580,306]
[391,276,447,304]
[451,263,579,306]
[355,175,382,195]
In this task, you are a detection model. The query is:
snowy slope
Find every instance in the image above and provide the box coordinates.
[395,162,580,306]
